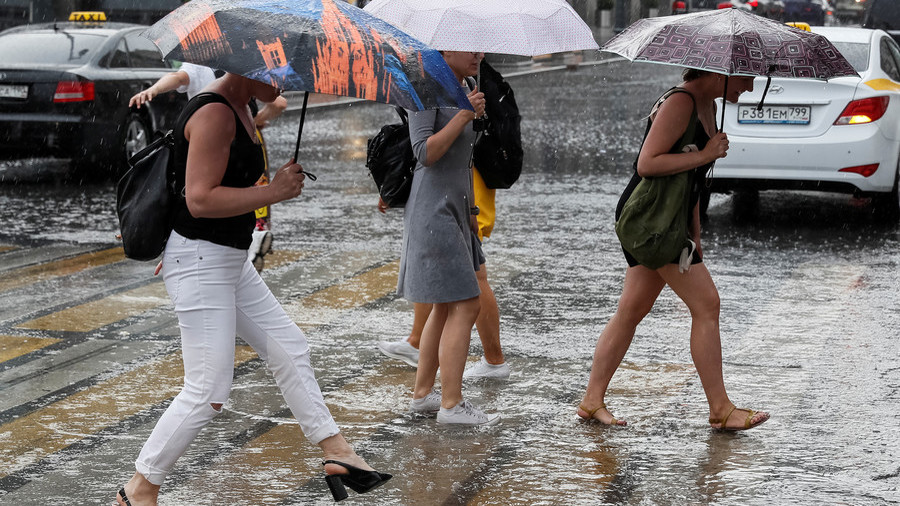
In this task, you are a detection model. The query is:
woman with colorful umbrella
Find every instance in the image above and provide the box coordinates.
[115,73,390,506]
[576,68,771,431]
[399,50,499,426]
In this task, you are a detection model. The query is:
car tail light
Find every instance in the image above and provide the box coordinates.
[672,1,686,10]
[834,96,889,125]
[53,81,94,102]
[717,2,734,8]
[747,0,758,6]
[839,164,879,177]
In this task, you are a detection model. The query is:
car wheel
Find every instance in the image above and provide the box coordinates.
[731,189,759,223]
[123,113,151,166]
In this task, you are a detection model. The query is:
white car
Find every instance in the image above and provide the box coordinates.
[710,27,900,219]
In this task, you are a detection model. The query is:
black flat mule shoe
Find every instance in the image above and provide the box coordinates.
[117,487,132,506]
[322,460,392,502]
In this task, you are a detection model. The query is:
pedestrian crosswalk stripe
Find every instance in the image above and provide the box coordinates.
[0,346,258,480]
[0,335,61,363]
[0,247,124,294]
[14,250,311,333]
[286,260,399,329]
[16,281,169,332]
[261,250,309,269]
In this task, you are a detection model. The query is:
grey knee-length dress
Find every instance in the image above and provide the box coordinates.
[397,105,484,304]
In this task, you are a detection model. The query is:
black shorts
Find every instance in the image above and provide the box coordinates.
[622,247,702,269]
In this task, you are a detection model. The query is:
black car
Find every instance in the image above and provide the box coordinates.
[0,16,186,176]
[749,0,787,20]
[782,0,827,25]
[863,0,900,44]
[671,0,734,15]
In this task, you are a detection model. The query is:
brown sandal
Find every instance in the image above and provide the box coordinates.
[709,404,769,431]
[578,402,626,426]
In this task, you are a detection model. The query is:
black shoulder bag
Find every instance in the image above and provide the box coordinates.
[116,131,178,261]
[366,107,416,207]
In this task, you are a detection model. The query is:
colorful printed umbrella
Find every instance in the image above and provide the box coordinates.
[362,0,599,57]
[143,0,473,159]
[602,8,858,127]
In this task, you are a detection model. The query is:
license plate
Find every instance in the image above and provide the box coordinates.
[0,84,28,100]
[737,105,810,124]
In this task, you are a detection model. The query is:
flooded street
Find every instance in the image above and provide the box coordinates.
[1,59,899,505]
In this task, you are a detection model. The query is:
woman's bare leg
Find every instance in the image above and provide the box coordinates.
[437,297,481,408]
[413,305,447,399]
[579,266,665,425]
[658,263,768,428]
[406,302,432,349]
[474,264,503,364]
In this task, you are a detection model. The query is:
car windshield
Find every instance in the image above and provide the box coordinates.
[831,41,870,72]
[0,31,106,65]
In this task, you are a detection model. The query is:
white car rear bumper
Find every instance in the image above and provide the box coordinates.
[711,124,899,194]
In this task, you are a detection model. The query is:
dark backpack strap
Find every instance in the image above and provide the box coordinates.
[394,106,408,124]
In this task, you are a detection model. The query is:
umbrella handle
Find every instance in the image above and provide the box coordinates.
[719,74,728,134]
[290,92,317,181]
[293,91,310,163]
[757,73,774,111]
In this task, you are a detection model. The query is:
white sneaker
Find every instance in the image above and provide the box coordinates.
[463,356,510,379]
[409,390,442,414]
[437,400,500,426]
[377,339,419,367]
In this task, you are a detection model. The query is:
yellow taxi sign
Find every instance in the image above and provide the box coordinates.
[68,11,107,22]
[786,22,811,32]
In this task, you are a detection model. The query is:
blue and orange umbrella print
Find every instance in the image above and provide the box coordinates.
[142,0,472,113]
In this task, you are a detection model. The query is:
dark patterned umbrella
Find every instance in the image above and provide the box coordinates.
[602,8,858,127]
[143,0,472,159]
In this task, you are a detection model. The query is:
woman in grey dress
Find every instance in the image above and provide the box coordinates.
[398,51,498,425]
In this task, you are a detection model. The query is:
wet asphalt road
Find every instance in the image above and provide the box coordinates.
[1,59,899,505]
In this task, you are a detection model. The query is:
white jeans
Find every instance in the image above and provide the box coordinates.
[135,231,339,485]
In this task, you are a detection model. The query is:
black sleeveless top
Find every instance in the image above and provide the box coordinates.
[615,88,712,267]
[172,92,264,250]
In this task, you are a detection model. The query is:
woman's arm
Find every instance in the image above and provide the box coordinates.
[409,88,484,167]
[183,104,305,218]
[636,93,728,178]
[421,110,475,166]
[128,71,190,109]
[254,95,288,128]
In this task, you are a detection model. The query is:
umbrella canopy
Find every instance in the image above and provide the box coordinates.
[144,0,471,111]
[362,0,599,57]
[143,0,474,160]
[602,8,857,79]
[602,8,858,128]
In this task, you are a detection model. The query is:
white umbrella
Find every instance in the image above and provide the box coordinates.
[362,0,599,57]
